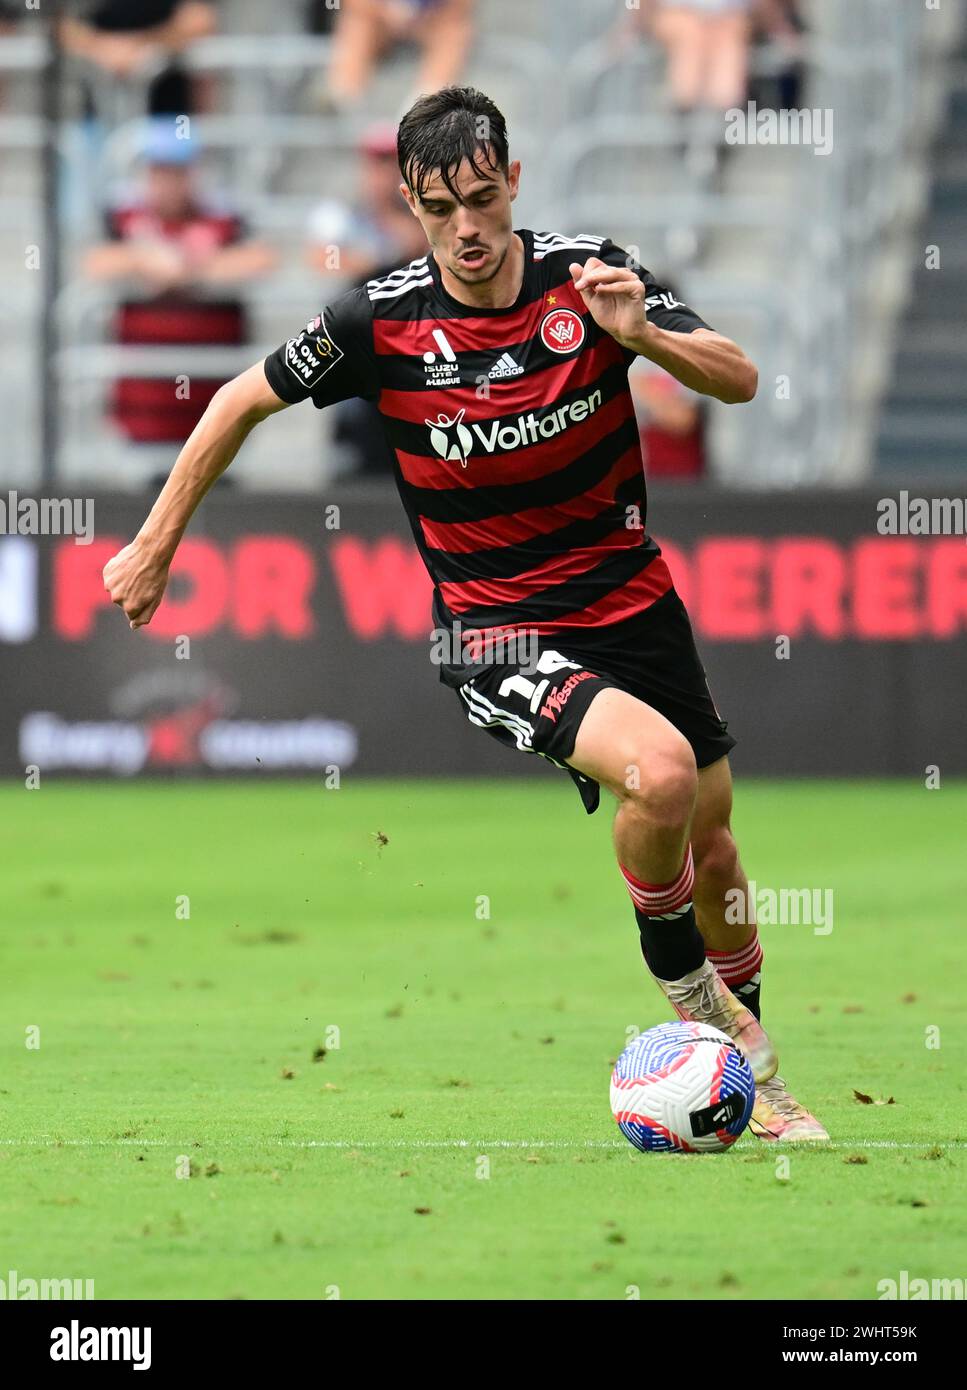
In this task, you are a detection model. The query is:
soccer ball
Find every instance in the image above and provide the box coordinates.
[610,1021,755,1154]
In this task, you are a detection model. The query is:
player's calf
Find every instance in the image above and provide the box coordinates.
[692,826,764,1020]
[571,696,703,980]
[568,688,777,1082]
[615,741,697,896]
[621,845,776,1085]
[614,758,709,994]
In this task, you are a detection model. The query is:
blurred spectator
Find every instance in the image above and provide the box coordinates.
[751,0,806,110]
[60,1,216,116]
[754,0,804,47]
[629,344,707,481]
[304,121,426,478]
[643,0,754,115]
[84,119,276,445]
[305,122,426,281]
[0,2,20,110]
[628,0,804,115]
[320,0,474,111]
[0,0,27,108]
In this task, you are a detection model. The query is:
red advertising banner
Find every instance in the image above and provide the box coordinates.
[1,486,964,777]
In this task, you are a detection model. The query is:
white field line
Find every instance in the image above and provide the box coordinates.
[0,1137,963,1152]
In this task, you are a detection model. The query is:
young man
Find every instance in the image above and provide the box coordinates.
[104,86,827,1141]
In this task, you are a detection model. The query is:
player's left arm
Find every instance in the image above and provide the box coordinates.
[626,323,757,405]
[570,255,758,405]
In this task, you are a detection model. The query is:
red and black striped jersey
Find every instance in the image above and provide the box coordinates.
[263,229,711,686]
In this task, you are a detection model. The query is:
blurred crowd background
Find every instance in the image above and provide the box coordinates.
[1,0,964,493]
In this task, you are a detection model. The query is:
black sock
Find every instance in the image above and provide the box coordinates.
[635,904,706,982]
[733,975,762,1021]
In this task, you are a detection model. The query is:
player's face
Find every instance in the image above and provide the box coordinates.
[402,156,521,286]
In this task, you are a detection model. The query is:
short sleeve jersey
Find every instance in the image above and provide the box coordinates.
[264,230,711,686]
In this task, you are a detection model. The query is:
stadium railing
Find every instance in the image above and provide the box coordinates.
[0,35,43,485]
[547,3,939,485]
[46,23,552,486]
[1,2,950,489]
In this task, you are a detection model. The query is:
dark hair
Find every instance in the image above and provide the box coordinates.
[397,86,509,201]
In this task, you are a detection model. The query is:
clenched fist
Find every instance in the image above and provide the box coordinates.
[103,541,170,630]
[569,257,649,351]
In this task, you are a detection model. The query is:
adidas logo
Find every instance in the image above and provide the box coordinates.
[489,352,524,379]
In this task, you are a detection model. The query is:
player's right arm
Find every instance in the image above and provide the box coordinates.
[104,287,378,629]
[103,364,290,629]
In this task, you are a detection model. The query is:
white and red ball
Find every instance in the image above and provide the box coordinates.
[610,1021,755,1154]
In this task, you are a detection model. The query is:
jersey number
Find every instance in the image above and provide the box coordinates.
[497,650,582,713]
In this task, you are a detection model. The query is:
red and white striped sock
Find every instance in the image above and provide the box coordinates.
[622,847,704,979]
[706,930,763,1014]
[620,845,695,919]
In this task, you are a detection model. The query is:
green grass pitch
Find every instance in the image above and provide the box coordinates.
[2,778,964,1301]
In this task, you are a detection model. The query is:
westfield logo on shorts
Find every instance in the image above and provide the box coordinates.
[426,389,602,465]
[539,669,596,723]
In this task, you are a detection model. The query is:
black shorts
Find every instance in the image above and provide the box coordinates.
[454,589,736,814]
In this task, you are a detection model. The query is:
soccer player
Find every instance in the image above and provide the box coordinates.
[103,86,827,1141]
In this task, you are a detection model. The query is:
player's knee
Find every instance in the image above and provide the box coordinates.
[693,825,740,895]
[621,737,697,832]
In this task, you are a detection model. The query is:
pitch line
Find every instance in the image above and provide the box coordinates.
[0,1137,964,1152]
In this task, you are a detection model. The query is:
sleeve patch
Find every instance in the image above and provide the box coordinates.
[284,315,345,389]
[645,292,685,313]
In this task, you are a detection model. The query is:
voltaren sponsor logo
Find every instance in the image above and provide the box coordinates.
[472,390,603,453]
[426,390,602,463]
